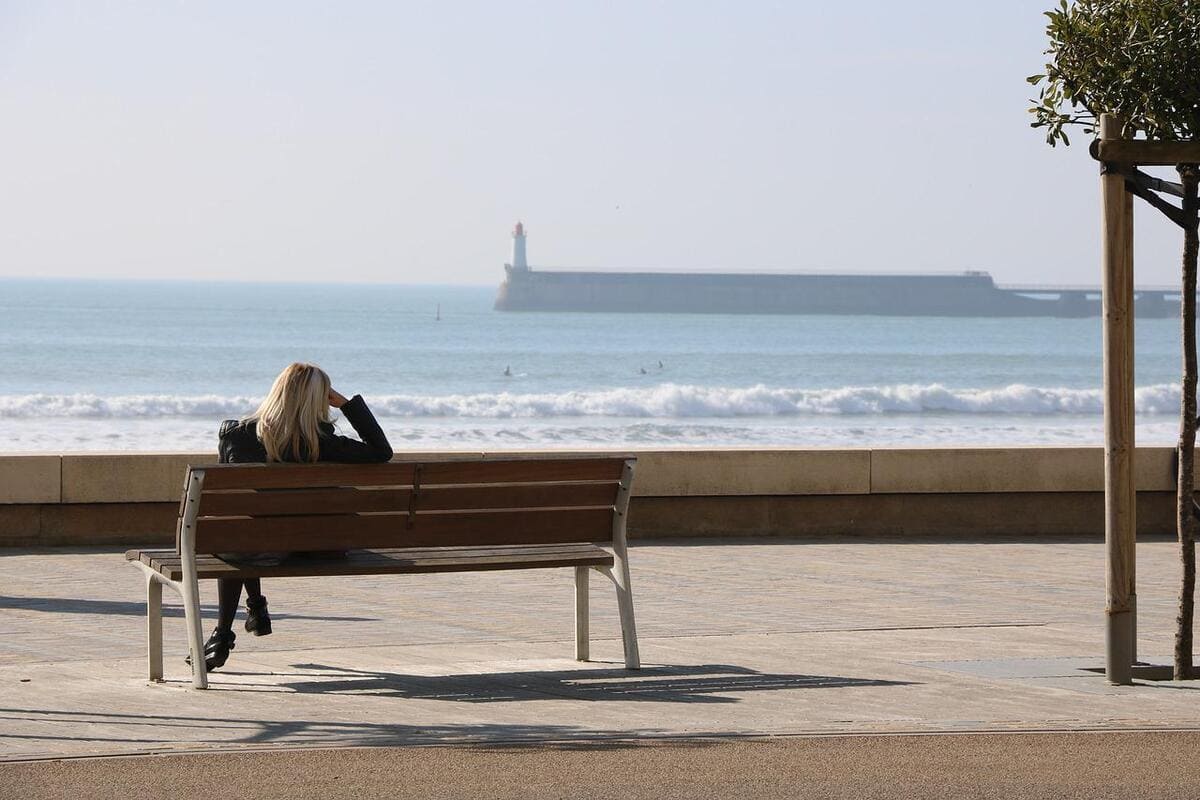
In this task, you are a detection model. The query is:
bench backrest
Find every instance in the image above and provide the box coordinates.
[177,456,635,555]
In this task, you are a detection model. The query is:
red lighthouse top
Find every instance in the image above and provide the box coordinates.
[514,221,524,236]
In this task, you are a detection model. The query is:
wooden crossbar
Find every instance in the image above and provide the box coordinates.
[1094,139,1200,167]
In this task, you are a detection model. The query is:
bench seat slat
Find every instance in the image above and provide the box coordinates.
[127,543,610,564]
[125,544,615,581]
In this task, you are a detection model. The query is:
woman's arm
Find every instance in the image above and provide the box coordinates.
[321,392,393,463]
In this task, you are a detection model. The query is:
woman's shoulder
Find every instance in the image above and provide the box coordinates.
[220,418,255,439]
[219,418,267,463]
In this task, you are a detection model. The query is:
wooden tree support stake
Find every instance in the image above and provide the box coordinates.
[1100,113,1137,686]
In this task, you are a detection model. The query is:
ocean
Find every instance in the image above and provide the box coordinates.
[0,278,1191,452]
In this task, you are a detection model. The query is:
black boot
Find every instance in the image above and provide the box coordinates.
[185,627,236,671]
[245,594,272,637]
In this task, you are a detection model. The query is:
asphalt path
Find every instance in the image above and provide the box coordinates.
[5,731,1200,800]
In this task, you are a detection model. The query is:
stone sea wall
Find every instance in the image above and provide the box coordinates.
[0,447,1188,546]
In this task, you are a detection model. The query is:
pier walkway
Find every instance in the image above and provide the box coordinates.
[5,536,1200,795]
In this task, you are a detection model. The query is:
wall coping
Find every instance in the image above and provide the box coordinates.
[0,447,1192,505]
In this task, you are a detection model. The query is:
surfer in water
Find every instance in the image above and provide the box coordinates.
[504,365,512,377]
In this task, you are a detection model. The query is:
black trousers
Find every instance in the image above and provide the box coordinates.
[216,577,263,631]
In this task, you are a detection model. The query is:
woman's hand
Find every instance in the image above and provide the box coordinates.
[328,389,349,409]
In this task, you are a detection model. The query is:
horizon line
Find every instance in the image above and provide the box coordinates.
[0,275,498,289]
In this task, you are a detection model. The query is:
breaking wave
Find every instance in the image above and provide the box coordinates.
[0,383,1183,419]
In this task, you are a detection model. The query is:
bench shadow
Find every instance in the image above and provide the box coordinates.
[240,662,913,703]
[0,595,375,622]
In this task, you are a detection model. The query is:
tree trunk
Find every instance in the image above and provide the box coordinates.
[1176,163,1200,681]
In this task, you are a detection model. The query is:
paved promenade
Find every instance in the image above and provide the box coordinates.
[4,535,1200,766]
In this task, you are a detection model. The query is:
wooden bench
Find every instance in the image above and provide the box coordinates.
[125,455,639,689]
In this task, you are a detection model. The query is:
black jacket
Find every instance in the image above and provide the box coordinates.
[218,394,393,464]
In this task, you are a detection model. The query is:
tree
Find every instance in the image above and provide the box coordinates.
[1029,0,1200,680]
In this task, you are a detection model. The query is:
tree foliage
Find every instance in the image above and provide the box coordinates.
[1028,0,1200,145]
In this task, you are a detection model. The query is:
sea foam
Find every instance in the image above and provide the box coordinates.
[0,383,1183,419]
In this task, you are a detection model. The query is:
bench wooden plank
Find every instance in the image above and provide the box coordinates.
[144,550,617,580]
[126,544,615,581]
[198,463,419,490]
[417,482,619,511]
[198,481,619,517]
[416,458,625,485]
[131,543,609,571]
[199,488,411,516]
[195,457,627,491]
[194,506,615,552]
[127,542,606,562]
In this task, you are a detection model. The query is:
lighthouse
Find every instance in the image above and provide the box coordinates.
[511,221,528,271]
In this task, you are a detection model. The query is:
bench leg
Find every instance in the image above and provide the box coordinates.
[177,468,209,689]
[613,560,640,670]
[575,565,590,661]
[146,574,164,682]
[182,576,208,689]
[598,565,640,670]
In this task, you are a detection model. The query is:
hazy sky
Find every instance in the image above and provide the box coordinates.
[0,1,1189,286]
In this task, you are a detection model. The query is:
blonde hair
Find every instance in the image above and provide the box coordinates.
[248,363,331,463]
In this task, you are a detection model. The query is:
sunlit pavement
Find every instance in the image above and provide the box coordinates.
[3,537,1200,767]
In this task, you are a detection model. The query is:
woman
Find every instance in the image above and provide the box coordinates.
[191,362,393,671]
